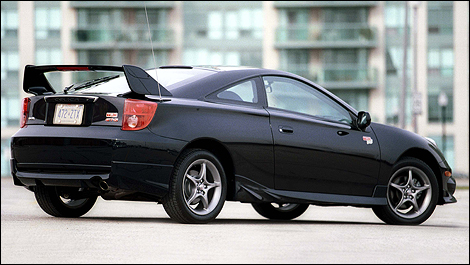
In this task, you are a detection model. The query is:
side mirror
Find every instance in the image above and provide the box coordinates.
[357,111,371,130]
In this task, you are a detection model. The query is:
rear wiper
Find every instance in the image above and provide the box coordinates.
[64,74,120,94]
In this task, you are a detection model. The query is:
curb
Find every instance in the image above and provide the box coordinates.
[455,178,469,188]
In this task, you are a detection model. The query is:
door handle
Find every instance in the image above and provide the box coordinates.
[337,131,349,136]
[279,126,294,134]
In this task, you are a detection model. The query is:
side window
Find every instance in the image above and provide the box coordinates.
[216,79,258,103]
[263,76,352,124]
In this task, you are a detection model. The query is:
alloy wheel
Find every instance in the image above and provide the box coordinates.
[387,166,432,219]
[182,159,222,215]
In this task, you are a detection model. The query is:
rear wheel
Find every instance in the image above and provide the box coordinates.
[163,149,227,223]
[34,185,97,217]
[372,157,439,225]
[251,202,309,220]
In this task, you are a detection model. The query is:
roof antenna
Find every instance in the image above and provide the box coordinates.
[144,3,162,101]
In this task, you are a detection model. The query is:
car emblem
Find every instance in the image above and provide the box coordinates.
[106,112,118,118]
[363,136,373,145]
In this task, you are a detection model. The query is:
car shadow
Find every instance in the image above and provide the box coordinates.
[76,216,462,228]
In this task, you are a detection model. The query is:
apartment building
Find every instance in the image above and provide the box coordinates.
[1,1,468,177]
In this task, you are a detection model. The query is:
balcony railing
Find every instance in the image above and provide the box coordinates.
[70,1,175,8]
[71,28,174,49]
[276,24,377,49]
[283,65,378,89]
[274,1,378,8]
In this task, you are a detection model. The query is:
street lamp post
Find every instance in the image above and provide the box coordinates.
[399,1,409,130]
[410,1,422,133]
[438,91,448,154]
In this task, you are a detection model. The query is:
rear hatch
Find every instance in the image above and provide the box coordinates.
[21,64,172,128]
[26,94,125,127]
[13,64,170,174]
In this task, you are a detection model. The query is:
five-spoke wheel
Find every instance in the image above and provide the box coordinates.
[387,166,432,219]
[373,157,438,225]
[163,149,227,223]
[183,159,222,215]
[34,185,97,217]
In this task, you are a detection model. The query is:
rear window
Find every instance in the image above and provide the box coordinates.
[76,68,216,95]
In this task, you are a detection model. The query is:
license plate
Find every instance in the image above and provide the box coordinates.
[53,104,84,125]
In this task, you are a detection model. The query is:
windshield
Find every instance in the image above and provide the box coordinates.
[75,68,216,95]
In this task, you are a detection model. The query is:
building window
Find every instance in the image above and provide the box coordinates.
[385,4,406,28]
[183,49,261,67]
[36,48,62,89]
[280,50,309,78]
[135,9,166,26]
[189,8,262,41]
[78,9,112,27]
[427,3,453,35]
[1,50,19,81]
[136,50,168,69]
[1,9,18,39]
[331,90,369,112]
[427,2,453,124]
[1,93,20,128]
[323,7,368,24]
[208,11,223,40]
[428,91,453,123]
[428,48,453,77]
[75,50,113,82]
[1,139,11,177]
[35,7,61,39]
[36,48,62,65]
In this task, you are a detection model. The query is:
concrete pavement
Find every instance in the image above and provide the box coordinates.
[1,177,468,263]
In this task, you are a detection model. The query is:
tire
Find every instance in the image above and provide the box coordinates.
[372,157,439,225]
[163,149,227,224]
[34,185,97,217]
[251,202,309,220]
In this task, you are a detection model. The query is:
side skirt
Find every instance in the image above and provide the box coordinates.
[233,175,387,206]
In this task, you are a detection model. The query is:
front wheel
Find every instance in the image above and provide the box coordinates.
[34,185,97,217]
[251,203,309,220]
[163,149,227,224]
[372,157,439,225]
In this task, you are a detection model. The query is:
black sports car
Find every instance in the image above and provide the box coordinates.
[11,64,457,224]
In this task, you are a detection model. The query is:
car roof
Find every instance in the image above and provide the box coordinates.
[142,65,357,115]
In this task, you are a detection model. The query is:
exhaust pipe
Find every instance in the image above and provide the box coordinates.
[98,180,109,191]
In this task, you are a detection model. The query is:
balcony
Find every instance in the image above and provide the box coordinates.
[274,1,378,8]
[283,65,378,89]
[71,28,174,50]
[70,1,175,8]
[275,24,377,49]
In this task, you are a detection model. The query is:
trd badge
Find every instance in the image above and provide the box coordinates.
[363,136,373,145]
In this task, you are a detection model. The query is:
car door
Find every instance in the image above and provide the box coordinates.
[262,76,380,197]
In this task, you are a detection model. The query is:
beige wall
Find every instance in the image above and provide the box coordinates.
[262,1,279,69]
[416,1,428,136]
[368,1,386,124]
[61,1,77,87]
[168,1,183,65]
[17,1,35,100]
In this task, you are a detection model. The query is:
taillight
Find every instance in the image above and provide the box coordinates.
[121,99,158,131]
[20,98,31,128]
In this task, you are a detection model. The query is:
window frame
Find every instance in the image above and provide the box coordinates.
[261,75,357,127]
[205,76,266,108]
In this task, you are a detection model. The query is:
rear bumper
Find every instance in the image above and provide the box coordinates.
[10,125,187,200]
[11,159,174,200]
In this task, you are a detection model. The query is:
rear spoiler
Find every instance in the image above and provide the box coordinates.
[23,64,172,96]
